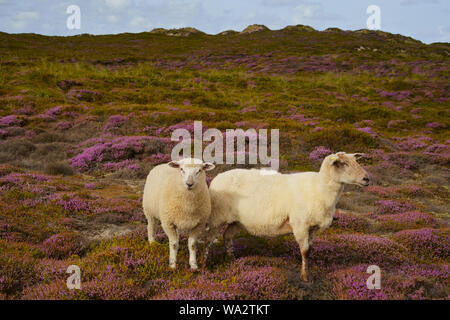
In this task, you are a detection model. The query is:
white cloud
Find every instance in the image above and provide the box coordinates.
[106,15,118,23]
[400,0,438,6]
[438,26,450,42]
[262,0,299,6]
[105,0,132,10]
[129,16,145,27]
[295,4,322,19]
[292,2,339,22]
[10,11,39,30]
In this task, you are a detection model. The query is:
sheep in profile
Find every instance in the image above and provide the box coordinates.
[206,152,369,281]
[142,158,215,270]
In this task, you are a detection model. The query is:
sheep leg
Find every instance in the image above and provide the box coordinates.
[294,228,310,282]
[224,223,241,259]
[162,222,179,269]
[147,216,157,244]
[187,224,204,270]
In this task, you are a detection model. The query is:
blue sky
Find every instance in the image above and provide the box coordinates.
[0,0,448,43]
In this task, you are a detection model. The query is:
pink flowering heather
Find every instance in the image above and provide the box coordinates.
[40,106,63,121]
[375,199,415,215]
[156,121,195,135]
[239,105,257,113]
[329,265,392,300]
[425,144,449,154]
[309,146,331,162]
[392,228,450,261]
[55,121,73,130]
[84,183,97,190]
[103,115,128,131]
[41,232,86,259]
[149,111,170,118]
[424,144,450,163]
[387,120,407,128]
[148,152,170,165]
[376,211,440,232]
[0,115,22,127]
[234,121,268,130]
[394,135,431,151]
[354,120,374,128]
[366,185,391,197]
[329,262,449,300]
[425,122,446,129]
[71,143,109,170]
[71,136,169,171]
[332,211,371,233]
[356,127,378,138]
[67,89,101,102]
[308,234,408,271]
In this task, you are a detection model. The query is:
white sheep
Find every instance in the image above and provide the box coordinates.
[205,152,369,281]
[142,158,215,270]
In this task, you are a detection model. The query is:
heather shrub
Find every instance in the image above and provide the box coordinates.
[306,124,377,152]
[41,232,86,259]
[79,232,173,285]
[0,115,23,127]
[392,228,450,261]
[0,240,43,297]
[162,287,238,300]
[67,89,102,102]
[22,275,152,300]
[0,139,36,157]
[376,212,440,232]
[188,257,300,300]
[329,263,449,300]
[30,132,66,143]
[44,161,74,176]
[375,199,415,215]
[104,115,128,131]
[71,136,168,171]
[308,146,331,163]
[332,211,372,233]
[307,233,408,270]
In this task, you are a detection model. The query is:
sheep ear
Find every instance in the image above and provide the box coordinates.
[330,156,345,167]
[168,161,180,168]
[202,162,215,171]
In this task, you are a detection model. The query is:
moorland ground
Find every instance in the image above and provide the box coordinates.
[0,25,449,299]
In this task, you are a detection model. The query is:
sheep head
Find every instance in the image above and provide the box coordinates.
[323,152,369,187]
[168,158,215,190]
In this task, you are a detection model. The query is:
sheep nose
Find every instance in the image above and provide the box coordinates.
[362,177,370,185]
[186,182,194,188]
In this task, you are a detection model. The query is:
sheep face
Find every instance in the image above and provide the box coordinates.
[168,158,215,190]
[326,152,369,187]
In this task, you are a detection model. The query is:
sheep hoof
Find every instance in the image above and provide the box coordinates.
[169,263,176,270]
[301,273,309,282]
[190,261,198,269]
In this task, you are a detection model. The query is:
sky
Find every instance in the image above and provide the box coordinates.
[0,0,448,44]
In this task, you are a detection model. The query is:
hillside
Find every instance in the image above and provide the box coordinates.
[0,25,449,299]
